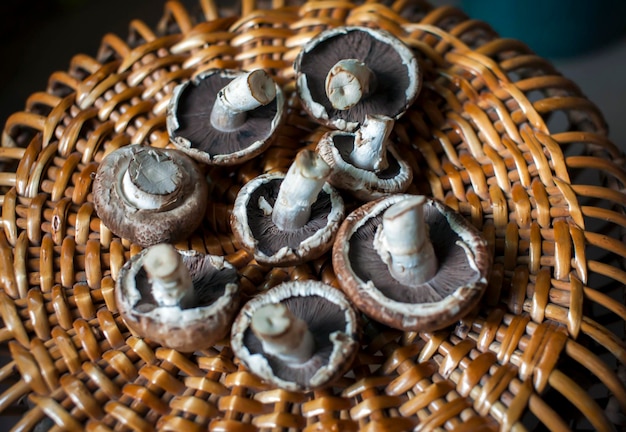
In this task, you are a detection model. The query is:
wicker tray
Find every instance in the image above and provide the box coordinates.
[1,0,625,430]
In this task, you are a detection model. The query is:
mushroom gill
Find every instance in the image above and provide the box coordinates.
[296,26,419,130]
[116,246,241,352]
[133,252,239,313]
[347,205,482,304]
[171,72,278,156]
[230,149,345,266]
[246,179,332,256]
[242,295,346,384]
[333,195,491,332]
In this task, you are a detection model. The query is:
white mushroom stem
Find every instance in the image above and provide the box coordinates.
[325,59,376,110]
[121,149,182,210]
[251,303,315,365]
[374,196,438,286]
[210,69,276,131]
[349,114,393,172]
[143,244,195,308]
[272,150,330,231]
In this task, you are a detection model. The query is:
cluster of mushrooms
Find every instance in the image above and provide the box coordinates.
[93,27,491,392]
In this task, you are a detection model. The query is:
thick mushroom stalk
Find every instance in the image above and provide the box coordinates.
[121,148,183,210]
[230,149,344,266]
[325,59,376,110]
[142,244,195,308]
[210,69,277,131]
[251,303,315,365]
[271,150,331,231]
[349,114,393,172]
[374,196,438,286]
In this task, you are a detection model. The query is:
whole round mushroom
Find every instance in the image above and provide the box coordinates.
[316,114,413,200]
[92,144,208,247]
[333,194,491,332]
[230,149,345,266]
[116,244,241,352]
[167,68,284,165]
[231,280,359,392]
[295,26,421,131]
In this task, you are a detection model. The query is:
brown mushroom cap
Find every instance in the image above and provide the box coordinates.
[231,280,359,392]
[230,173,345,266]
[332,195,491,331]
[92,144,208,247]
[295,26,421,131]
[167,69,284,165]
[316,130,413,200]
[116,248,240,352]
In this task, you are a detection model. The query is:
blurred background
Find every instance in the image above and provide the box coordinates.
[1,0,625,149]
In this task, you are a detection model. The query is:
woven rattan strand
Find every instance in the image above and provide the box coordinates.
[1,0,625,430]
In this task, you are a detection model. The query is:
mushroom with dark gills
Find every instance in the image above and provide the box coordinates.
[332,195,491,332]
[92,144,208,247]
[230,149,345,266]
[231,280,359,392]
[116,244,241,352]
[294,26,421,131]
[167,68,284,165]
[316,114,412,200]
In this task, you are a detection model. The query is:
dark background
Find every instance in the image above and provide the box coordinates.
[0,0,188,125]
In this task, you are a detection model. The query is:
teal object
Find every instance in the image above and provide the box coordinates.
[461,0,626,58]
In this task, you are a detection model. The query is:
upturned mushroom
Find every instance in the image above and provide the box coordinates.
[230,149,344,266]
[116,243,241,352]
[316,114,412,200]
[295,26,421,131]
[333,194,491,331]
[92,144,208,247]
[167,68,284,165]
[231,280,359,392]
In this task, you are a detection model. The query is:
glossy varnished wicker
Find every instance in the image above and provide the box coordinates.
[1,0,625,430]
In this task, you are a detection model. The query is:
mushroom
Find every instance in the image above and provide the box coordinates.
[167,68,284,165]
[332,194,491,332]
[295,26,421,131]
[231,280,359,392]
[116,243,241,352]
[92,144,208,247]
[316,114,413,200]
[230,149,345,266]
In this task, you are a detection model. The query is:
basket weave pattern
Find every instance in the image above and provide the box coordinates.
[1,0,625,430]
